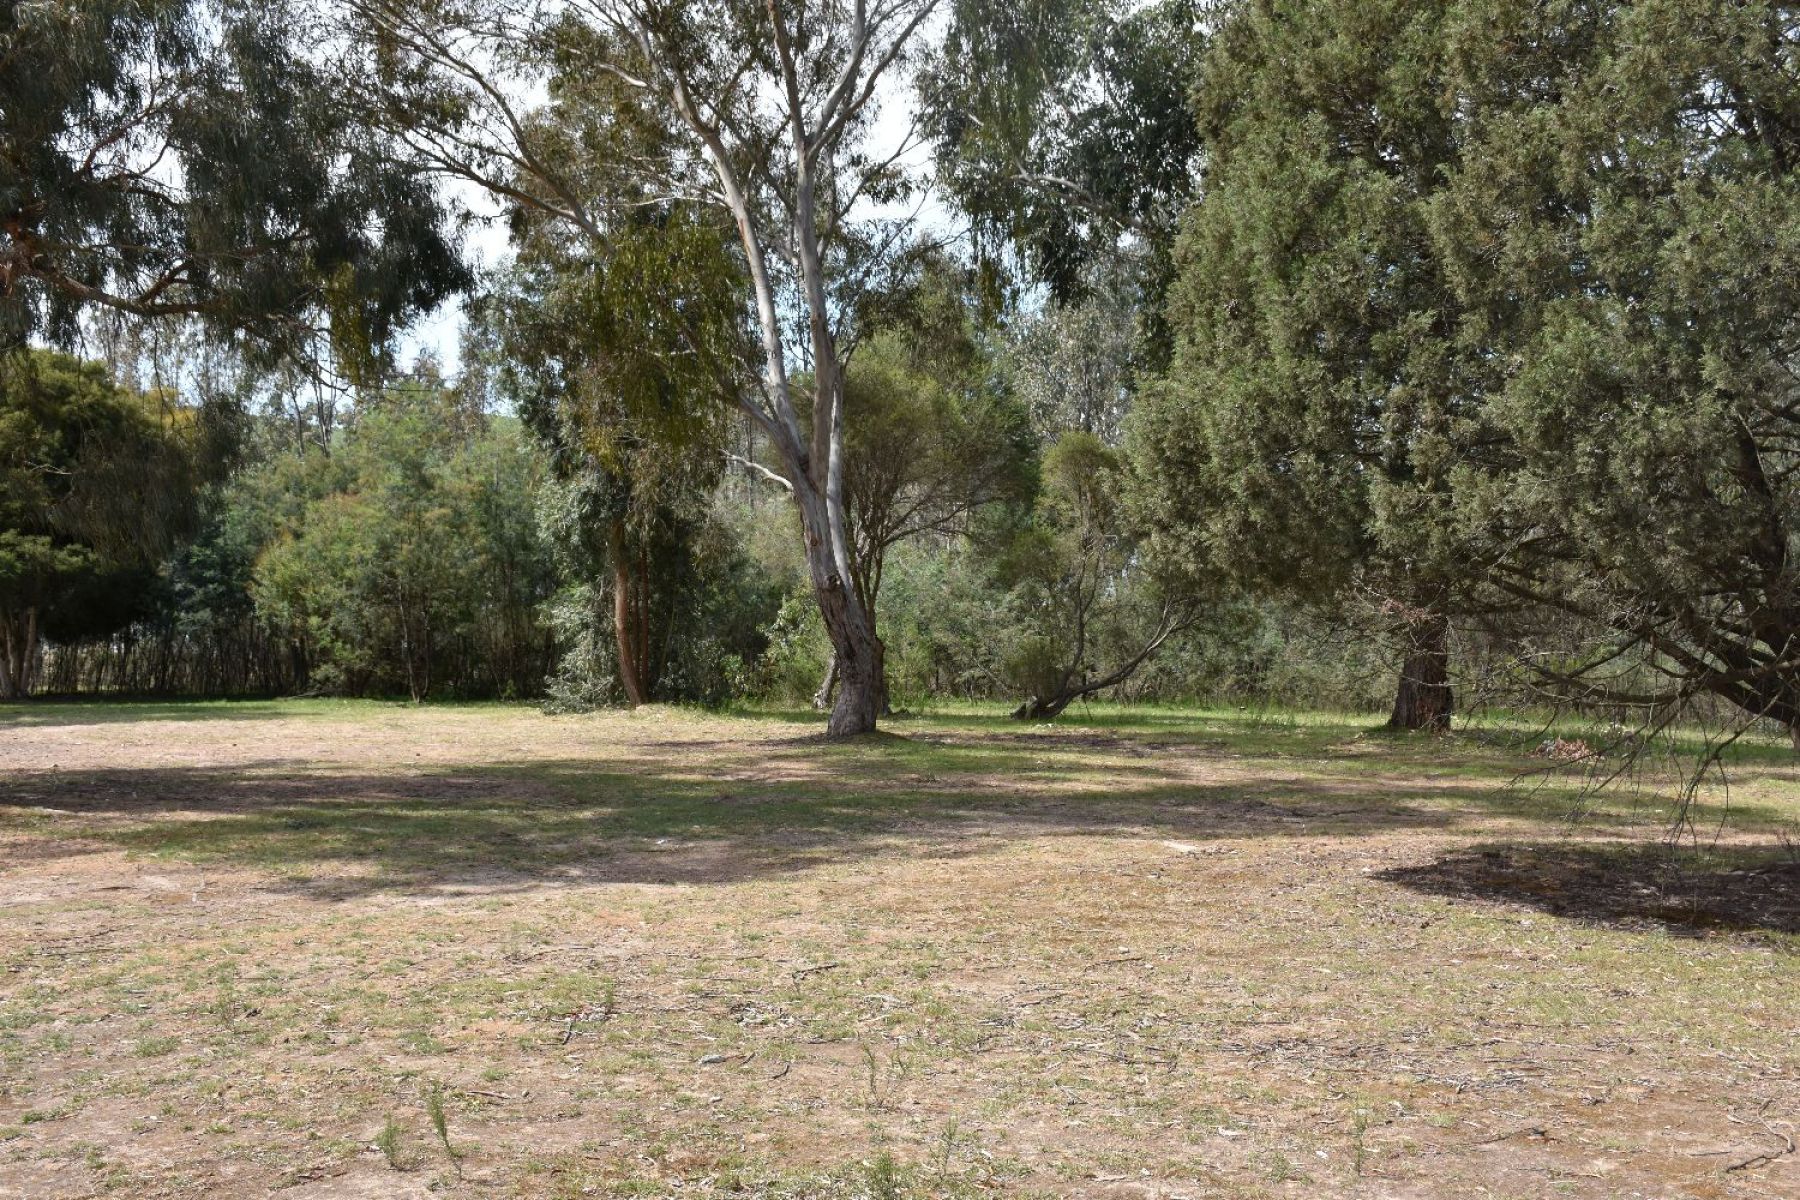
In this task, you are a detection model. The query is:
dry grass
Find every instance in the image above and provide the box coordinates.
[0,699,1796,1199]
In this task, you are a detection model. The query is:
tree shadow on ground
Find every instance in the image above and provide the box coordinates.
[1378,842,1800,940]
[7,736,1793,902]
[0,755,1502,898]
[0,699,400,727]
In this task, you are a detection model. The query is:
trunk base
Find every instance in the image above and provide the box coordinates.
[823,641,884,736]
[1012,694,1071,722]
[1387,616,1452,733]
[825,676,881,737]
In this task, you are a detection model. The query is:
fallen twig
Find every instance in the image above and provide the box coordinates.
[1083,955,1144,970]
[1473,1125,1552,1145]
[1722,1100,1795,1173]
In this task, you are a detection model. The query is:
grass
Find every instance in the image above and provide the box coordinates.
[0,698,1796,1198]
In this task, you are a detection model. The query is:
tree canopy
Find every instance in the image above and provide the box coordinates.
[0,0,464,368]
[1135,0,1800,741]
[5,0,1798,759]
[0,349,204,695]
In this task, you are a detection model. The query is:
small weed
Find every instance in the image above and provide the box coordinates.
[866,1152,904,1200]
[134,1035,179,1057]
[403,1029,450,1054]
[422,1080,459,1169]
[1350,1107,1371,1174]
[375,1115,404,1169]
[21,1102,74,1124]
[860,1043,907,1111]
[933,1118,961,1175]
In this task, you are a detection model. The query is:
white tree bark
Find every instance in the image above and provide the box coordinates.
[352,0,944,733]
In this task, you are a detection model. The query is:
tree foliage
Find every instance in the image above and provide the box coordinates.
[924,0,1205,316]
[1137,0,1800,740]
[1135,0,1526,730]
[251,377,554,701]
[493,200,755,706]
[0,0,464,367]
[1001,433,1191,719]
[1441,0,1800,744]
[0,349,204,695]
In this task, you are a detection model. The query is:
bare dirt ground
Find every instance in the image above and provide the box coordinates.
[0,700,1796,1199]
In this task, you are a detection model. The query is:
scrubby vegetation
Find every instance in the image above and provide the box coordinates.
[3,0,1798,1194]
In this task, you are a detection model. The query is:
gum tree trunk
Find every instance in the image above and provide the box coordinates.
[794,476,882,738]
[816,649,892,715]
[1388,612,1452,732]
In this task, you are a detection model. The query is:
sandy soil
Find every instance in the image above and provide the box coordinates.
[0,702,1795,1198]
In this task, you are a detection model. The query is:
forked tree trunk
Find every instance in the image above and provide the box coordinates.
[794,482,882,737]
[1388,612,1453,732]
[1013,692,1074,722]
[1011,603,1189,723]
[813,582,883,737]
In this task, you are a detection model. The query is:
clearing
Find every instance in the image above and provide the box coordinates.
[0,701,1796,1198]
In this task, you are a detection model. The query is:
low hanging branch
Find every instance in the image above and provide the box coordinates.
[1012,599,1194,721]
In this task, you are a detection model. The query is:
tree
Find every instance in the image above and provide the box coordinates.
[924,0,1205,330]
[1135,0,1501,732]
[1423,0,1800,748]
[493,208,750,708]
[923,0,1208,717]
[1005,263,1140,445]
[0,0,463,366]
[352,0,946,735]
[1000,433,1192,720]
[799,262,1036,710]
[251,376,554,701]
[1141,0,1800,743]
[0,350,203,697]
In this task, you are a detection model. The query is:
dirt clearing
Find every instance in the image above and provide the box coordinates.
[1,701,1796,1198]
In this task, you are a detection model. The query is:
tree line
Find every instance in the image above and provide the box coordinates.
[3,0,1795,749]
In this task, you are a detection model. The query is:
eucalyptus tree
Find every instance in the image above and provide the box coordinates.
[351,0,947,735]
[924,0,1205,327]
[807,314,1035,708]
[920,0,1208,716]
[1004,263,1137,445]
[492,211,747,707]
[0,0,462,366]
[1002,432,1192,720]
